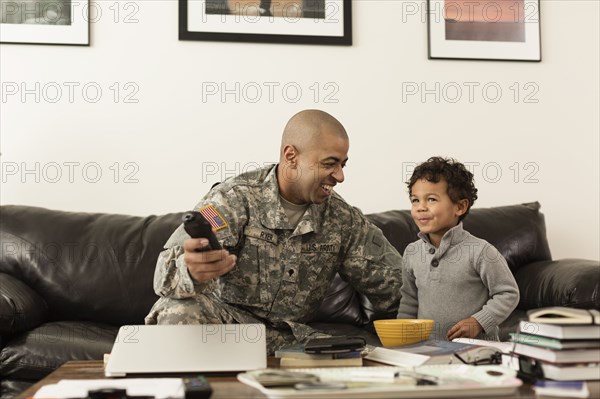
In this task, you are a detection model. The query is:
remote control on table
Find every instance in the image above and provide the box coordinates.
[183,376,213,399]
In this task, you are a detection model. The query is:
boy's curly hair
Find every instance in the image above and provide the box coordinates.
[408,156,478,221]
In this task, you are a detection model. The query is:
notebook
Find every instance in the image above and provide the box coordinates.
[105,324,267,377]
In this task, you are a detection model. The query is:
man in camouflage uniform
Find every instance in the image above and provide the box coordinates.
[145,110,402,353]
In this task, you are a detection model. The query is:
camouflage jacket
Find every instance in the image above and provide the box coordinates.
[153,165,401,331]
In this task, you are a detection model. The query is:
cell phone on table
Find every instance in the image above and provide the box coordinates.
[304,336,366,354]
[182,211,222,252]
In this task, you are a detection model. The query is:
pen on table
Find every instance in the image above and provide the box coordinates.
[345,369,400,382]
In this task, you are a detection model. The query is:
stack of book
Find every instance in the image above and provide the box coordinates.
[274,343,364,368]
[510,307,600,381]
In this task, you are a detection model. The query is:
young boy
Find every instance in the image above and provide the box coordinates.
[397,157,519,341]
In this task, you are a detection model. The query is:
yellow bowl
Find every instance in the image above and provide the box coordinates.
[374,319,434,347]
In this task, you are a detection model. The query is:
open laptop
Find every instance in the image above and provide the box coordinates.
[105,324,267,377]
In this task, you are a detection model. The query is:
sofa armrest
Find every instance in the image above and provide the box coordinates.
[514,259,600,309]
[0,273,48,335]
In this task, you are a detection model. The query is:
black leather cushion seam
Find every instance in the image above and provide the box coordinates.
[1,232,62,277]
[0,273,48,335]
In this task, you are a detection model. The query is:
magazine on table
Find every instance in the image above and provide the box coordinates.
[364,340,505,367]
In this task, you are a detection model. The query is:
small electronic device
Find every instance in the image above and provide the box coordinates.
[87,388,149,399]
[182,211,222,251]
[304,336,366,354]
[183,376,213,399]
[253,370,319,387]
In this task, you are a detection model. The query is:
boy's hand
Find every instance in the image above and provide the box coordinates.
[447,317,482,340]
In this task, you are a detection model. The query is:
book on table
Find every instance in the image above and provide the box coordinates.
[520,307,600,341]
[533,380,590,398]
[527,307,600,325]
[518,320,600,340]
[275,343,363,360]
[511,342,600,363]
[509,332,600,350]
[275,342,364,368]
[538,362,600,381]
[279,356,363,368]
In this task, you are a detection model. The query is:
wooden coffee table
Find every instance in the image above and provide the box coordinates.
[16,360,267,399]
[17,360,600,399]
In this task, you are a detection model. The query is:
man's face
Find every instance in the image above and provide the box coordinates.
[283,130,349,205]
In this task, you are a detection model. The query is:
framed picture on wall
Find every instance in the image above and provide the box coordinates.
[427,0,541,61]
[0,0,89,45]
[179,0,351,45]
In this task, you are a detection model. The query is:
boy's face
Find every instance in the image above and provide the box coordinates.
[410,178,467,247]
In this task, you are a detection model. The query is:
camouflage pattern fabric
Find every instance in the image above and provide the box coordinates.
[144,294,298,353]
[146,164,401,353]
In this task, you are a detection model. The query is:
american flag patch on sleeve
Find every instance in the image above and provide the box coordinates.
[199,205,228,231]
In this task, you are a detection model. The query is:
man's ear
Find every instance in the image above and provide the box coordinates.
[282,145,298,166]
[456,199,469,217]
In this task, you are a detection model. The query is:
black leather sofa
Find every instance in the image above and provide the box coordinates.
[1,202,599,398]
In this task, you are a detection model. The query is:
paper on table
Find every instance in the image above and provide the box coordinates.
[364,345,430,367]
[33,378,184,399]
[451,338,514,353]
[238,365,523,399]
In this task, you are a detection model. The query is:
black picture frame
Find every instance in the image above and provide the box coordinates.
[0,0,89,46]
[427,0,541,62]
[179,0,351,45]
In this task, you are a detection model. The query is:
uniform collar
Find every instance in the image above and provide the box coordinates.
[259,164,325,234]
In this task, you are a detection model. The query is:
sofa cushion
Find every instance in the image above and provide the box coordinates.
[515,259,600,309]
[463,202,552,273]
[0,321,117,381]
[0,206,182,326]
[0,273,48,335]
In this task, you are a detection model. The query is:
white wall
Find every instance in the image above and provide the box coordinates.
[1,0,598,260]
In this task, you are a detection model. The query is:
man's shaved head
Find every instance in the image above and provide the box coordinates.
[280,110,348,157]
[277,110,349,205]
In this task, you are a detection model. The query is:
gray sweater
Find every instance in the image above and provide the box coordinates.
[397,223,519,341]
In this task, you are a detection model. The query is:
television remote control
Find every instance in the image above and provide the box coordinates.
[182,211,222,251]
[183,376,213,399]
